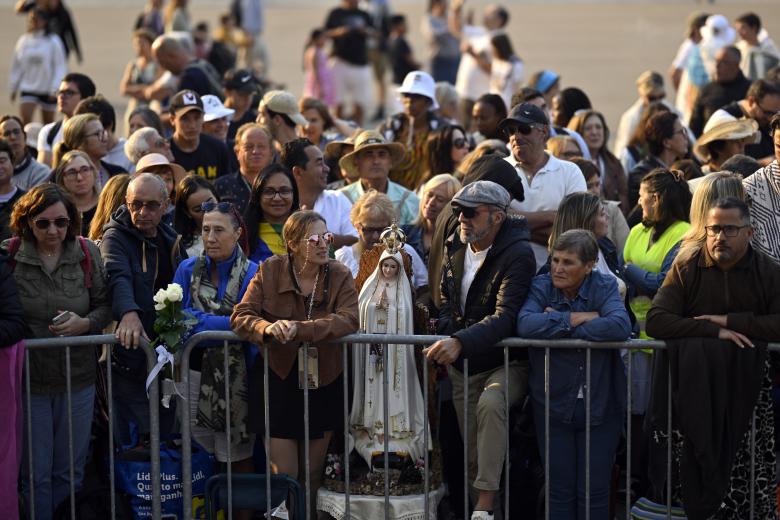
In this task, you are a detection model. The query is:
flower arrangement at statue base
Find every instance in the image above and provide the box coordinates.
[323,449,442,496]
[145,283,197,408]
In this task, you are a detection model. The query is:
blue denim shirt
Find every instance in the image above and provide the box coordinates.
[517,271,631,424]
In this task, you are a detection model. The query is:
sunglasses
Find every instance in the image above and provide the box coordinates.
[128,200,163,212]
[304,232,334,246]
[201,201,235,214]
[451,204,480,219]
[453,137,468,149]
[33,217,70,230]
[503,123,536,136]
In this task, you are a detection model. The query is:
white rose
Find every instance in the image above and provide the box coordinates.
[165,283,184,303]
[154,301,166,311]
[153,288,168,306]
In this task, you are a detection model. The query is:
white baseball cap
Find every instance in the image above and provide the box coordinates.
[202,95,235,122]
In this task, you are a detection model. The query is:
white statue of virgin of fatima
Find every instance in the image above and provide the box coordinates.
[350,227,430,468]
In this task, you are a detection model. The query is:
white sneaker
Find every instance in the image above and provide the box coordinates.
[471,511,494,520]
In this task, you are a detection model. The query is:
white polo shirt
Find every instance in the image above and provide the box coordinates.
[313,190,358,238]
[505,152,587,267]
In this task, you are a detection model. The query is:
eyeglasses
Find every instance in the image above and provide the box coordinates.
[260,187,294,199]
[57,89,78,98]
[756,102,779,117]
[2,128,22,138]
[304,232,334,246]
[128,199,163,212]
[451,204,482,219]
[705,224,750,237]
[201,201,235,214]
[452,137,468,149]
[503,123,540,136]
[84,129,107,141]
[33,217,70,230]
[673,127,688,137]
[646,93,665,103]
[63,165,94,179]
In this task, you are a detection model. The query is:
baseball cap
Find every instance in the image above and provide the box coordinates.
[224,69,258,92]
[398,71,439,109]
[451,180,511,211]
[202,94,235,122]
[262,90,308,126]
[498,103,549,132]
[169,90,204,116]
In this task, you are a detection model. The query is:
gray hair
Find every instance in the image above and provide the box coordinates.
[129,171,168,200]
[435,81,459,108]
[551,229,599,264]
[124,127,159,164]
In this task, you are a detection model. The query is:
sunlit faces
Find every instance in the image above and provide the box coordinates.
[450,128,469,167]
[638,183,657,224]
[300,145,329,191]
[302,108,325,144]
[472,101,502,138]
[31,201,69,250]
[202,116,230,142]
[259,172,295,223]
[185,188,217,228]
[0,151,13,187]
[582,114,605,152]
[128,113,149,136]
[355,147,391,182]
[585,174,601,196]
[380,257,400,279]
[550,248,594,296]
[172,110,204,142]
[61,156,96,197]
[57,81,81,116]
[456,204,499,245]
[401,93,431,120]
[356,215,391,249]
[705,206,753,266]
[421,183,452,222]
[202,210,241,262]
[508,123,547,162]
[593,203,609,239]
[126,178,168,236]
[236,127,272,175]
[666,120,689,158]
[289,219,330,266]
[81,119,108,159]
[0,118,25,161]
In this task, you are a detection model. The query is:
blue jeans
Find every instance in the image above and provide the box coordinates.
[535,401,622,520]
[21,385,95,520]
[431,55,460,85]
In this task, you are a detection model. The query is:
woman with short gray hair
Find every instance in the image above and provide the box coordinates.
[517,229,631,519]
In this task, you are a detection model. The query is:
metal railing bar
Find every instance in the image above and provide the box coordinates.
[342,344,351,519]
[181,347,193,520]
[585,347,591,520]
[544,347,550,520]
[107,345,116,520]
[224,340,233,520]
[25,349,34,519]
[264,347,272,518]
[66,346,76,520]
[503,347,510,520]
[625,350,632,520]
[423,347,430,519]
[303,340,311,520]
[383,342,390,520]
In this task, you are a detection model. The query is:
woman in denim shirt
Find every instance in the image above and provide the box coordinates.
[517,229,631,519]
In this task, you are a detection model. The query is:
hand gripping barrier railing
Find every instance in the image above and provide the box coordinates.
[21,335,162,520]
[164,332,780,519]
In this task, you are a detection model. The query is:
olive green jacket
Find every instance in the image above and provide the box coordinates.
[2,237,112,394]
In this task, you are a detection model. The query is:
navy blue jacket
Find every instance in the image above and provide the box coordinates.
[518,271,631,424]
[100,206,187,374]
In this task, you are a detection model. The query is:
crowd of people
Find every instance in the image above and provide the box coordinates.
[2,1,780,519]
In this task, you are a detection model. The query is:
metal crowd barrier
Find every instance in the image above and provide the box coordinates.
[22,335,162,520]
[20,333,779,520]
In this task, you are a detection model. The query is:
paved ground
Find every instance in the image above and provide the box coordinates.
[0,0,777,136]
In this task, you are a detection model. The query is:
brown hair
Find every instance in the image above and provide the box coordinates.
[11,184,82,241]
[283,210,326,250]
[89,174,131,241]
[53,150,100,197]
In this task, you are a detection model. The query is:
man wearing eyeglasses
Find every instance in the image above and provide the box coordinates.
[646,197,780,518]
[425,180,536,520]
[499,102,587,269]
[710,78,780,165]
[100,173,187,446]
[36,73,96,167]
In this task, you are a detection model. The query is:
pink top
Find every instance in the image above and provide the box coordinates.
[304,47,336,107]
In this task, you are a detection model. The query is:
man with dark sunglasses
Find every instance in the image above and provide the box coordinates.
[499,102,587,269]
[425,180,535,520]
[100,172,187,446]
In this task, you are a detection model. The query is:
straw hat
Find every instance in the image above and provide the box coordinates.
[693,111,760,161]
[324,129,362,159]
[338,130,405,178]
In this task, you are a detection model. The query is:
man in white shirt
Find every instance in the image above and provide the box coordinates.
[37,73,96,167]
[735,12,780,81]
[452,2,509,127]
[499,103,587,268]
[282,137,358,249]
